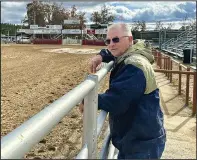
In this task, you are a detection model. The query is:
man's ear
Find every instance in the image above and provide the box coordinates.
[129,36,133,44]
[129,36,133,42]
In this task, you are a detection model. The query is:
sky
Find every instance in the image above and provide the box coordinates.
[1,1,196,30]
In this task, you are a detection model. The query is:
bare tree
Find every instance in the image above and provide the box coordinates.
[131,21,140,31]
[180,13,188,30]
[154,21,164,31]
[131,21,146,31]
[140,20,146,31]
[188,18,196,30]
[166,22,174,30]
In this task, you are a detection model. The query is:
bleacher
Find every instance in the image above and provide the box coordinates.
[161,26,196,63]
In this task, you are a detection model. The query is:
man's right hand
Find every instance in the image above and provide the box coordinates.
[89,54,102,73]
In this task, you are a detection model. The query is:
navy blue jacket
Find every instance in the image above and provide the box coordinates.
[98,46,166,155]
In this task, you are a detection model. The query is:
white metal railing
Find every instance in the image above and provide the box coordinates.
[1,61,115,159]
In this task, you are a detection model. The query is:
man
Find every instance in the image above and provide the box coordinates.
[80,23,166,159]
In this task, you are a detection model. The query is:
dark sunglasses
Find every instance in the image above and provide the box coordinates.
[105,36,129,45]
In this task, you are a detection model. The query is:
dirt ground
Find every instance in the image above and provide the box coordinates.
[1,44,109,159]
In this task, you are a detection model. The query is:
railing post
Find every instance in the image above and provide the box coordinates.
[164,57,167,76]
[185,67,190,106]
[193,72,196,115]
[170,58,172,82]
[156,51,159,66]
[159,52,161,68]
[178,64,182,95]
[82,75,98,159]
[167,57,170,79]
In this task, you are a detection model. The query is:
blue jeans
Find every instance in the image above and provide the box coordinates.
[118,143,165,159]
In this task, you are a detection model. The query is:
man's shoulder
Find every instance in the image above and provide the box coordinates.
[124,53,151,69]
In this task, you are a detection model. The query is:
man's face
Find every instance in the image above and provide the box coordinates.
[106,27,132,57]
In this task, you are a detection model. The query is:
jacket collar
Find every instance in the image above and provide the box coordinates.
[116,46,133,64]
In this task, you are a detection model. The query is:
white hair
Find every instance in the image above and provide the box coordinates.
[107,23,132,36]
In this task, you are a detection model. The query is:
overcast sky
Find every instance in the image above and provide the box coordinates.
[1,1,196,29]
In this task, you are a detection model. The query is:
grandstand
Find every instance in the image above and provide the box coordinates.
[161,25,196,66]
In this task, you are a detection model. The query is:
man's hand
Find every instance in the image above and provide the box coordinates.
[89,55,102,73]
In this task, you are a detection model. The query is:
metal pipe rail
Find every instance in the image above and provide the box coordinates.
[1,61,114,159]
[76,110,108,159]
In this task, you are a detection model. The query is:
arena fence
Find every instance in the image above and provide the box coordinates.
[1,61,116,159]
[32,39,62,44]
[82,39,106,46]
[62,38,82,45]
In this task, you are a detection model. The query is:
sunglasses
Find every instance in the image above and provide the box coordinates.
[105,36,129,45]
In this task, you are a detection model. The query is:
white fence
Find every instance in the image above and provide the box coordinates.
[62,37,82,45]
[1,61,118,159]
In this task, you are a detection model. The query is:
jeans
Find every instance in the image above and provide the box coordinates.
[118,143,165,159]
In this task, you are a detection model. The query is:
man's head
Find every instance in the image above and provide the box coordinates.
[105,23,133,57]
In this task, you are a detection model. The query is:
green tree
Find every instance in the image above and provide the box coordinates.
[90,4,115,24]
[90,11,101,24]
[1,23,22,35]
[23,0,45,26]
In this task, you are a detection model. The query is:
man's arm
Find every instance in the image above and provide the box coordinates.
[98,64,146,116]
[99,49,115,63]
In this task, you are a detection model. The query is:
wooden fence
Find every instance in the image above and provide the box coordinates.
[152,49,196,115]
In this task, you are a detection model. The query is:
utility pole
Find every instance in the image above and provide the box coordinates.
[8,30,9,43]
[33,10,36,39]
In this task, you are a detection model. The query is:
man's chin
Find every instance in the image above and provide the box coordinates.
[111,51,119,57]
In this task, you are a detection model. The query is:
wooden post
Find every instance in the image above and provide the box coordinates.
[164,57,166,75]
[156,51,159,66]
[158,52,161,68]
[167,57,170,79]
[185,67,190,106]
[165,57,167,76]
[193,72,196,115]
[170,59,172,82]
[178,64,182,95]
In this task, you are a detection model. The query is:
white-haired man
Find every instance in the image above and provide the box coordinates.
[80,23,166,159]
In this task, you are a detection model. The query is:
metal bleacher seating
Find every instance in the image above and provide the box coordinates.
[161,26,196,64]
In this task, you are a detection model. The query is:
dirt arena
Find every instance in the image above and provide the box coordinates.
[1,44,195,159]
[1,44,110,159]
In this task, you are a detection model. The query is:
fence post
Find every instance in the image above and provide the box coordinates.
[159,52,161,68]
[170,58,172,82]
[167,57,170,79]
[185,67,190,106]
[178,64,182,95]
[165,57,167,76]
[83,75,98,158]
[156,51,159,66]
[193,72,196,115]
